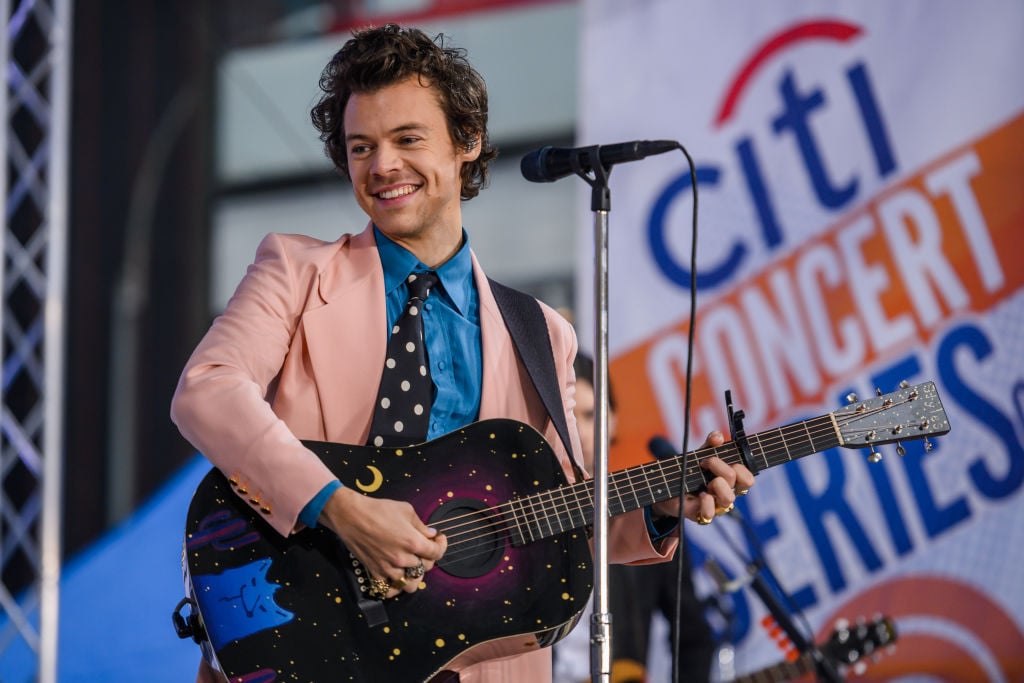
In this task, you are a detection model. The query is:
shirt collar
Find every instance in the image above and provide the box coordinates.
[374,225,475,315]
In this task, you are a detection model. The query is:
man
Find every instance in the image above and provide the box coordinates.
[171,24,752,683]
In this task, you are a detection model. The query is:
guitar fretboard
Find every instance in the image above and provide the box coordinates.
[502,414,841,547]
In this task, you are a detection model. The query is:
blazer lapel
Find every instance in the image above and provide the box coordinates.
[302,225,387,442]
[475,255,526,422]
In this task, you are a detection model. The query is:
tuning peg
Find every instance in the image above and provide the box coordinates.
[924,437,934,452]
[867,445,882,463]
[846,392,859,404]
[899,380,910,388]
[876,387,883,396]
[896,442,906,456]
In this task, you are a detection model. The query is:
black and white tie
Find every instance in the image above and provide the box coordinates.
[368,271,438,448]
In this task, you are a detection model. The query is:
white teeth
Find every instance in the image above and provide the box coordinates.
[378,185,416,199]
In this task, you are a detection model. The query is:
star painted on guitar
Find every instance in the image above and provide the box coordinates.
[190,558,295,650]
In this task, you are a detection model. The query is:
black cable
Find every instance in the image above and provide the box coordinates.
[670,142,699,683]
[722,509,817,640]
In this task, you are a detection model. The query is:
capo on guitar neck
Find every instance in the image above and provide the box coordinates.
[725,390,755,473]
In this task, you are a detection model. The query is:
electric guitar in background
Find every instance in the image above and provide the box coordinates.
[730,615,897,683]
[173,382,947,682]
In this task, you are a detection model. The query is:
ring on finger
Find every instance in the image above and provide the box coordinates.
[696,513,713,526]
[392,575,408,589]
[736,488,750,496]
[715,503,735,515]
[405,560,426,579]
[367,576,390,600]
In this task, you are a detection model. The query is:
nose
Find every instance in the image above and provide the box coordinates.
[371,142,402,175]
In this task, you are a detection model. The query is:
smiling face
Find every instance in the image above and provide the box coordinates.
[343,76,481,266]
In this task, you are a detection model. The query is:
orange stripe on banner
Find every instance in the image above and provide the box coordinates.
[610,111,1024,469]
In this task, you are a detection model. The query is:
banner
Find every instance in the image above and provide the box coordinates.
[577,1,1024,679]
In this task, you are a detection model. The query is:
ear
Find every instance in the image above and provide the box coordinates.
[460,132,483,162]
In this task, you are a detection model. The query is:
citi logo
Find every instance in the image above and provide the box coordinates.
[648,19,896,290]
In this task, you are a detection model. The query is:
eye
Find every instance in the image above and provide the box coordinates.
[399,135,420,145]
[349,143,371,156]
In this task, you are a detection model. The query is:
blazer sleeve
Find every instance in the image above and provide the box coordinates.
[170,232,339,537]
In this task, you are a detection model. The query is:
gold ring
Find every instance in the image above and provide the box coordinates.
[736,488,750,496]
[715,503,735,515]
[367,576,390,600]
[405,560,426,579]
[696,513,713,526]
[392,575,408,589]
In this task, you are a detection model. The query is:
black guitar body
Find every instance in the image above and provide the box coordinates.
[182,419,593,682]
[180,382,950,681]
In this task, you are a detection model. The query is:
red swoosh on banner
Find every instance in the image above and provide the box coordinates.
[823,575,1024,681]
[714,19,863,128]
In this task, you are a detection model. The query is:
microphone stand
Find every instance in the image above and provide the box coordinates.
[570,147,614,683]
[743,564,844,683]
[724,398,844,683]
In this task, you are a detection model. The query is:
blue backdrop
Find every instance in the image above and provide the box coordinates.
[1,455,210,682]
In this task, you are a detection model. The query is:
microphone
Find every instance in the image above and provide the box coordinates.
[520,139,678,183]
[648,435,679,461]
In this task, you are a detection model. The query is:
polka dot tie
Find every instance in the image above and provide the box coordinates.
[368,271,438,448]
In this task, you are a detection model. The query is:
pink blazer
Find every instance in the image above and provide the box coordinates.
[171,226,675,682]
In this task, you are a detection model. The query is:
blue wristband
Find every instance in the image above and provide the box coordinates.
[298,479,343,528]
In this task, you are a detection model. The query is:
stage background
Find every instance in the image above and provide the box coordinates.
[575,1,1024,680]
[2,2,1021,681]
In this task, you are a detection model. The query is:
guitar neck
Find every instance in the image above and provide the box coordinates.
[507,413,841,546]
[731,652,815,683]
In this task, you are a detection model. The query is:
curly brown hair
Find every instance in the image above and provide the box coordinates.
[310,24,498,200]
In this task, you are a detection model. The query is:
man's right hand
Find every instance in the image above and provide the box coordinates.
[318,486,447,598]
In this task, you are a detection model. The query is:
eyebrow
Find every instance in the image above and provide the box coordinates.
[345,123,428,143]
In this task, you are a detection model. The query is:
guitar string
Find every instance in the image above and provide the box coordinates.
[438,400,921,562]
[436,397,928,563]
[439,416,836,560]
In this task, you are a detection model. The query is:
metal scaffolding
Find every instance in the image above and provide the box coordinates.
[1,0,71,680]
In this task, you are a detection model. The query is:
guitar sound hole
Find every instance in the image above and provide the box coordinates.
[429,498,504,579]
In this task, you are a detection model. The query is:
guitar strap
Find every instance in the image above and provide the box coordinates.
[488,279,587,485]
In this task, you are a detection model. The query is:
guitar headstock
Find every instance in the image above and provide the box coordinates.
[833,381,950,460]
[822,614,897,673]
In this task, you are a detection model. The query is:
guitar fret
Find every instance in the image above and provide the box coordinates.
[756,433,770,470]
[778,428,794,461]
[565,483,589,528]
[655,460,676,499]
[746,432,766,472]
[522,495,539,544]
[506,499,527,546]
[803,419,816,453]
[606,474,624,517]
[627,471,643,512]
[556,488,576,532]
[540,489,558,537]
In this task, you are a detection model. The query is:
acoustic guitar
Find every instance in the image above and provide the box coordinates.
[731,614,897,682]
[174,381,947,682]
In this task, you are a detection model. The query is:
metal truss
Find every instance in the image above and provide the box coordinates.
[1,0,71,680]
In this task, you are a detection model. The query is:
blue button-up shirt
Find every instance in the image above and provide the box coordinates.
[376,227,483,437]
